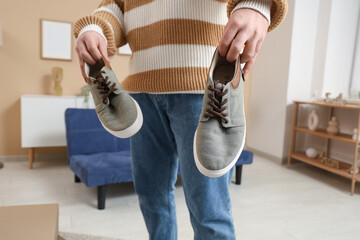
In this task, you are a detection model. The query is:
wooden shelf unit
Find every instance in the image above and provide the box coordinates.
[293,126,357,144]
[288,101,360,195]
[291,152,360,181]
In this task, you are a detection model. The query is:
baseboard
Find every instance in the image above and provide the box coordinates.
[0,154,67,163]
[245,147,285,164]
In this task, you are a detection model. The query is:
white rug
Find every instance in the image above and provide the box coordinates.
[59,231,123,240]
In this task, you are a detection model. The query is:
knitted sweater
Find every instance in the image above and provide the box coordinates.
[74,0,287,93]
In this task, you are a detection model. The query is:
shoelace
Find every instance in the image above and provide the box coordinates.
[93,71,118,104]
[204,80,229,123]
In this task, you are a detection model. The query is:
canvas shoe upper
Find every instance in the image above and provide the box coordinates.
[194,47,246,178]
[85,59,143,138]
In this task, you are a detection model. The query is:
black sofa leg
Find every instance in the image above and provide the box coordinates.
[235,165,243,185]
[97,185,107,210]
[75,175,81,183]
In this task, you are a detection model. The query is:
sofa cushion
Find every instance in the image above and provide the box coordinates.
[69,151,132,187]
[236,150,253,166]
[65,109,130,158]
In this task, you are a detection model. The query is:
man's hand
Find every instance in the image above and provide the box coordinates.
[75,31,110,79]
[219,8,268,76]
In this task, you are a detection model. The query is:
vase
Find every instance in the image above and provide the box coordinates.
[353,129,360,141]
[326,117,339,135]
[305,148,318,158]
[308,110,319,131]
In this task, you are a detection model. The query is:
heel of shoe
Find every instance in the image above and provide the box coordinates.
[100,99,143,138]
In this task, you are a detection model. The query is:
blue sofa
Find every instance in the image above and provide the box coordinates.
[65,108,253,210]
[65,108,133,209]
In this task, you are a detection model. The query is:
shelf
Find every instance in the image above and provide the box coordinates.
[294,100,360,110]
[290,100,360,195]
[290,152,360,181]
[294,126,358,144]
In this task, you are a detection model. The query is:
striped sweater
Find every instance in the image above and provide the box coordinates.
[74,0,287,93]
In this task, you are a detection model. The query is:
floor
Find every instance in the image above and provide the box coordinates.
[0,155,359,240]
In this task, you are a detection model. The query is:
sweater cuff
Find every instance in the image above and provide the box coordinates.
[231,0,272,26]
[74,15,117,56]
[77,24,108,45]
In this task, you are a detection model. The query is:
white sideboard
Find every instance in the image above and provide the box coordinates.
[21,95,95,168]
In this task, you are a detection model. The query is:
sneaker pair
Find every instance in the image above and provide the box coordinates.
[85,48,246,179]
[84,59,143,138]
[194,47,246,178]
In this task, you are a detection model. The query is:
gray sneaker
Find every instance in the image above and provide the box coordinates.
[194,47,246,178]
[84,59,143,138]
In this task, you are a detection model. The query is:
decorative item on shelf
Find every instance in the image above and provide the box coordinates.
[326,117,339,135]
[348,163,360,174]
[79,85,90,108]
[345,98,360,106]
[316,152,340,169]
[353,129,360,141]
[311,90,319,101]
[305,148,318,158]
[317,152,325,159]
[0,162,3,169]
[323,92,345,105]
[308,110,319,131]
[52,67,63,96]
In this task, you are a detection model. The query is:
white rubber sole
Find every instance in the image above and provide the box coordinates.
[100,99,143,138]
[193,125,246,178]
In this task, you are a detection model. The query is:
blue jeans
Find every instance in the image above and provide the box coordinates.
[130,93,235,240]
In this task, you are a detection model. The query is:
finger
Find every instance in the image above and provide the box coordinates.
[243,55,256,76]
[240,37,257,64]
[75,46,87,81]
[98,39,110,63]
[219,20,242,57]
[82,50,97,65]
[255,36,265,54]
[241,36,264,75]
[79,58,88,82]
[84,38,102,62]
[76,42,91,81]
[80,43,96,64]
[77,41,97,65]
[226,32,246,62]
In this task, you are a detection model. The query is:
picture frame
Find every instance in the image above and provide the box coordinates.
[118,43,132,55]
[40,19,72,61]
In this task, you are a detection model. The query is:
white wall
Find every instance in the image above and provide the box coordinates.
[310,0,332,96]
[247,0,360,164]
[321,0,360,97]
[283,0,321,160]
[246,0,294,160]
[286,0,320,103]
[350,6,360,98]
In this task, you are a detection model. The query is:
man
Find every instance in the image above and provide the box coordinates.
[74,0,287,239]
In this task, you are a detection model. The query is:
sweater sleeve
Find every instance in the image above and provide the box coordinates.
[231,0,272,26]
[227,0,288,32]
[73,0,126,57]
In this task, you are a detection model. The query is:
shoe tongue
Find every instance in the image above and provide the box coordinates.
[88,60,106,78]
[89,66,109,83]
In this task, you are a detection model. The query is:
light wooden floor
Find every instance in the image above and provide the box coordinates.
[0,154,359,240]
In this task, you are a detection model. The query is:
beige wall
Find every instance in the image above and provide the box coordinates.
[0,0,130,156]
[0,0,252,157]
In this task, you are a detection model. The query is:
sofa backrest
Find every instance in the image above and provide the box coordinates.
[65,108,130,158]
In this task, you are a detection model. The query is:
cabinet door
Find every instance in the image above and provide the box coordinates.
[21,96,76,148]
